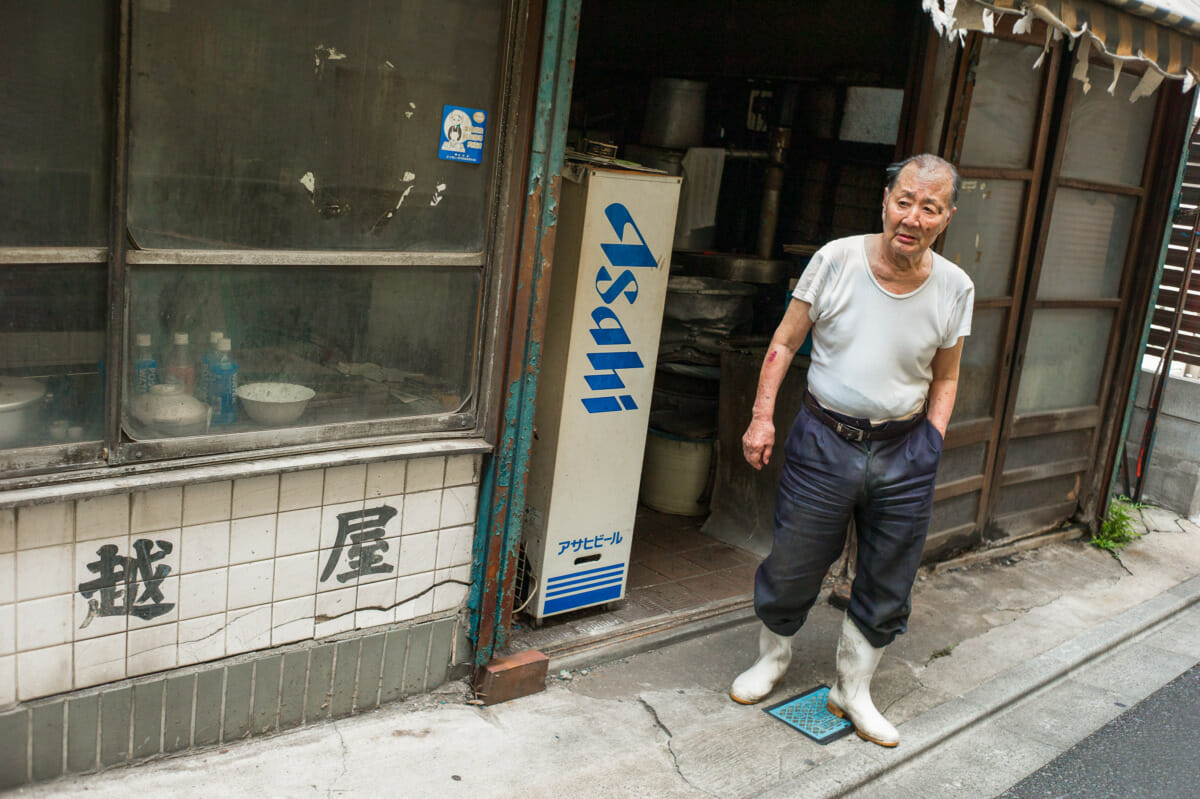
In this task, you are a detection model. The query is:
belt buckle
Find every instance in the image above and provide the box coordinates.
[834,420,865,442]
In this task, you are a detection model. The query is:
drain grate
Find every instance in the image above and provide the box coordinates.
[764,685,854,744]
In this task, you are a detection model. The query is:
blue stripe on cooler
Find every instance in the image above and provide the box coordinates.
[546,563,624,592]
[546,562,624,586]
[545,574,623,600]
[543,582,624,615]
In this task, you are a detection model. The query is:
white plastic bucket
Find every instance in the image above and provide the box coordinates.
[639,428,714,516]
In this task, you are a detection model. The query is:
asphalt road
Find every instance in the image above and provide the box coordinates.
[996,662,1200,799]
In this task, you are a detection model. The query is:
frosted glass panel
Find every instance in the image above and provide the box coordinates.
[1060,66,1155,187]
[1015,309,1113,414]
[1038,189,1134,300]
[960,39,1043,169]
[941,179,1024,298]
[955,308,1004,423]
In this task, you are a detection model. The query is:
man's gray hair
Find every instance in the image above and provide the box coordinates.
[885,154,961,208]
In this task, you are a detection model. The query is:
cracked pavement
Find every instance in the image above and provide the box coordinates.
[17,509,1200,799]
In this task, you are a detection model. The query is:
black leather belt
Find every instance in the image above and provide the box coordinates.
[803,392,925,443]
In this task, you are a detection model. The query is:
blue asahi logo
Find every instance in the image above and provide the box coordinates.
[582,203,659,414]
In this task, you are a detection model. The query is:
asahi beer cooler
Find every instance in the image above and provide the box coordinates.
[522,166,681,619]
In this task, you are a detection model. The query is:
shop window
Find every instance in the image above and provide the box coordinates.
[0,265,108,449]
[1,0,517,472]
[123,265,481,439]
[0,3,114,246]
[127,0,502,251]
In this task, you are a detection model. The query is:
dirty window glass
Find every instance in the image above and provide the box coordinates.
[954,307,1003,423]
[941,179,1024,299]
[1037,189,1134,300]
[1060,66,1156,188]
[127,0,504,251]
[0,2,114,246]
[122,265,480,439]
[959,39,1043,170]
[0,265,108,449]
[1015,309,1113,414]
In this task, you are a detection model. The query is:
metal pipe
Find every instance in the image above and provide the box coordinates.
[755,127,789,259]
[755,85,799,260]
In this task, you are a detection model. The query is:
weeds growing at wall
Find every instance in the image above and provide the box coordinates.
[1092,495,1145,553]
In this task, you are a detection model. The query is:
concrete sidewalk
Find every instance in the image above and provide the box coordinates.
[13,507,1200,799]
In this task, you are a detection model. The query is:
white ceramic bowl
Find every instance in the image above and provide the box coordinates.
[235,382,315,425]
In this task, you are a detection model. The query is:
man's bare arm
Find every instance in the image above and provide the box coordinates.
[927,337,964,437]
[743,299,814,470]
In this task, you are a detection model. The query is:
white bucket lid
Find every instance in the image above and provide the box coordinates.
[0,377,46,411]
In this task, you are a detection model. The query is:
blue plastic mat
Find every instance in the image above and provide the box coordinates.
[764,685,854,744]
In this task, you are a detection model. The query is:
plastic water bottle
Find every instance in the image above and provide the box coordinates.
[164,332,196,395]
[196,330,223,401]
[133,334,158,394]
[209,337,238,425]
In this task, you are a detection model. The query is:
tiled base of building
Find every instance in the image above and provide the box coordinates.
[0,615,462,788]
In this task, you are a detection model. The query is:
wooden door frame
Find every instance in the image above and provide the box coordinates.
[931,22,1063,541]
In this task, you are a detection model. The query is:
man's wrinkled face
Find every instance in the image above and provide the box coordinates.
[881,165,956,263]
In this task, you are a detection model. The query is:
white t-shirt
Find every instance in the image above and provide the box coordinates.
[791,235,975,421]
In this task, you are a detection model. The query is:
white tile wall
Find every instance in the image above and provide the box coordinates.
[395,573,435,622]
[127,622,178,676]
[18,643,72,700]
[5,454,479,702]
[226,605,271,655]
[76,494,129,542]
[278,470,324,512]
[17,593,74,651]
[314,588,356,638]
[436,525,476,571]
[276,507,322,556]
[131,486,183,534]
[75,633,126,687]
[16,544,73,601]
[0,551,13,605]
[433,566,471,615]
[323,464,366,505]
[0,508,14,553]
[232,474,279,519]
[17,502,74,549]
[366,460,406,499]
[445,454,480,487]
[230,515,276,564]
[398,532,439,578]
[406,457,445,493]
[271,595,315,646]
[0,603,13,656]
[228,560,274,610]
[179,568,228,620]
[0,654,14,706]
[273,552,318,602]
[440,485,477,529]
[178,613,226,666]
[402,490,442,534]
[183,481,232,526]
[181,521,230,573]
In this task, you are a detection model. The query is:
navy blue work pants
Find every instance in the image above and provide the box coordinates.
[754,402,943,649]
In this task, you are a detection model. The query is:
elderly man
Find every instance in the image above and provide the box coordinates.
[729,154,973,748]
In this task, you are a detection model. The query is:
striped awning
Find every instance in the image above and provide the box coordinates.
[924,0,1200,95]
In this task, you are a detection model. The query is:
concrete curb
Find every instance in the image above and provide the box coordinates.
[755,573,1200,799]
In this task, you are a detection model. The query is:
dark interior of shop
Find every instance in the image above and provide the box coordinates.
[512,0,925,647]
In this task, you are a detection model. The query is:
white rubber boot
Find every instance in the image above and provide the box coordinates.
[826,615,899,747]
[729,624,792,705]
